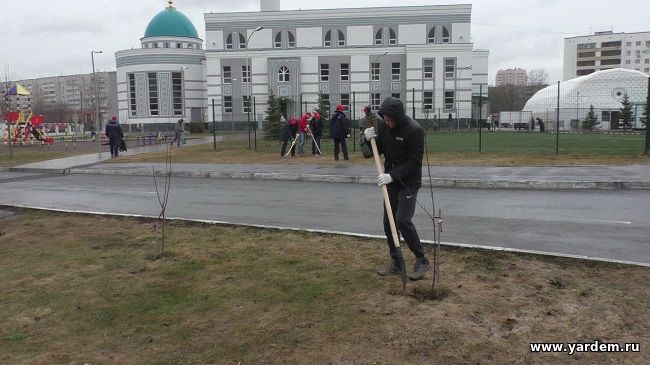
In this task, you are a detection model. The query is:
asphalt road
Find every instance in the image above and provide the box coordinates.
[1,172,649,265]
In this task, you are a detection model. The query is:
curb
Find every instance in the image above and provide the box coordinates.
[2,203,649,268]
[63,167,650,190]
[3,166,650,190]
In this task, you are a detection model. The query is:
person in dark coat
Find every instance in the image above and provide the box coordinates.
[170,118,185,146]
[105,115,124,157]
[280,116,298,157]
[310,112,323,155]
[330,105,350,161]
[536,117,546,133]
[363,97,431,281]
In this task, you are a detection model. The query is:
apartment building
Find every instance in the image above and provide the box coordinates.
[564,30,650,80]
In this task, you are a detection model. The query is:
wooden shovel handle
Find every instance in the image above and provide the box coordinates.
[370,138,400,248]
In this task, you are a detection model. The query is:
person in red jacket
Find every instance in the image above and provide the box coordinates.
[297,112,310,156]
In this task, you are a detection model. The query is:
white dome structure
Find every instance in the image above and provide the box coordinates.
[524,68,648,130]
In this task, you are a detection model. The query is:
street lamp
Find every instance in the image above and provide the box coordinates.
[245,26,263,149]
[91,50,103,154]
[456,65,472,130]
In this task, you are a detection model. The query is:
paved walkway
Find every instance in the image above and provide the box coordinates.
[2,140,649,189]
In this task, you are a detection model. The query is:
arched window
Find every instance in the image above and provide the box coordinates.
[278,66,290,82]
[226,33,233,49]
[389,28,397,45]
[238,33,246,49]
[288,31,295,48]
[274,32,282,48]
[338,30,346,46]
[375,29,383,45]
[324,30,332,47]
[442,27,450,43]
[427,27,436,44]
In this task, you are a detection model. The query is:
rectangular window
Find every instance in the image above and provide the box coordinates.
[601,41,621,47]
[163,42,170,48]
[635,59,641,64]
[423,91,433,110]
[391,93,400,100]
[320,64,329,82]
[626,42,632,46]
[224,96,232,113]
[176,43,182,48]
[424,59,434,79]
[128,74,137,117]
[371,93,380,111]
[626,60,631,64]
[577,43,596,49]
[222,66,232,84]
[371,62,380,81]
[172,72,183,116]
[188,44,194,49]
[636,41,641,46]
[148,72,158,116]
[243,95,251,113]
[340,63,349,81]
[578,51,596,57]
[340,93,350,107]
[444,58,456,78]
[645,68,649,72]
[645,59,649,64]
[601,111,610,122]
[242,65,251,83]
[391,62,400,81]
[444,91,454,110]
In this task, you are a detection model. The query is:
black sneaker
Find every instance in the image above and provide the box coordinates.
[409,257,431,281]
[377,260,402,276]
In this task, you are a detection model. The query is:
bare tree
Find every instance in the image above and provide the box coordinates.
[527,69,549,87]
[152,145,173,261]
[1,65,18,117]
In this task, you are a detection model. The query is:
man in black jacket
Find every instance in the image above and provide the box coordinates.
[105,116,124,157]
[330,105,350,161]
[363,97,431,280]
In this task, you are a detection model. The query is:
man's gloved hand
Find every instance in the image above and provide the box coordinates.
[378,173,393,187]
[364,127,377,140]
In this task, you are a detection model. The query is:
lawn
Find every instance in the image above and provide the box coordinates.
[1,209,648,364]
[114,132,650,166]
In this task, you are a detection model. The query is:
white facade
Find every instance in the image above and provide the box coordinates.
[115,2,490,127]
[524,68,648,130]
[564,31,650,81]
[205,3,489,124]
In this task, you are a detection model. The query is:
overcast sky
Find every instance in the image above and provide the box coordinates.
[2,0,649,83]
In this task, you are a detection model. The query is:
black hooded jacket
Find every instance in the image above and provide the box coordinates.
[105,120,124,140]
[376,97,424,191]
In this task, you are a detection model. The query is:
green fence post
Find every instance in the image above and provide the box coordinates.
[556,81,560,155]
[211,98,217,151]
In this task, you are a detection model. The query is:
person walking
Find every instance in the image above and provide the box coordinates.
[280,116,298,157]
[363,96,431,280]
[170,118,185,146]
[105,115,124,157]
[310,112,323,156]
[330,105,350,161]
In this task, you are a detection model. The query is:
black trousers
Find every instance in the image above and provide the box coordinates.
[109,138,120,156]
[383,188,425,260]
[333,138,348,160]
[311,135,321,154]
[280,137,295,156]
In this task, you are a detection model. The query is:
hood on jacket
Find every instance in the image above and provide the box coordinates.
[378,97,408,127]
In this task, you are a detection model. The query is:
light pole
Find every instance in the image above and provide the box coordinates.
[245,26,263,149]
[91,50,103,154]
[576,91,580,123]
[456,65,472,130]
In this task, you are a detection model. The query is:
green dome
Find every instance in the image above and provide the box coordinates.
[144,6,199,39]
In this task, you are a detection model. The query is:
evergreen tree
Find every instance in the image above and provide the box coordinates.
[315,94,331,138]
[264,91,282,140]
[618,94,634,130]
[582,104,600,131]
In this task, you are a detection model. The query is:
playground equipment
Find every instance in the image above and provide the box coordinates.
[3,83,54,145]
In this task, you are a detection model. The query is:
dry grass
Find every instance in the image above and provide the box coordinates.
[1,209,649,364]
[114,139,650,166]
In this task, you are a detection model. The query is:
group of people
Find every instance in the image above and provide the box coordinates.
[280,99,433,280]
[280,104,351,160]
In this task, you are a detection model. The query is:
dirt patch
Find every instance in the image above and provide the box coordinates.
[1,210,648,364]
